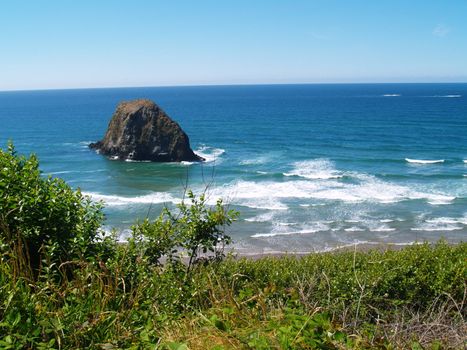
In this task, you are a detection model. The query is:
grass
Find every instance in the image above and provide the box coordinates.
[1,241,465,349]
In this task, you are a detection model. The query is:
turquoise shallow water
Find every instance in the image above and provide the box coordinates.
[1,84,466,253]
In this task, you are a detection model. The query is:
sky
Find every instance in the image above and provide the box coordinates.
[1,0,466,91]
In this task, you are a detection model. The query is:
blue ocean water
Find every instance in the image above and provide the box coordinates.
[1,84,466,253]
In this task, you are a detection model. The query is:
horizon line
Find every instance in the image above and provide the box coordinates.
[1,81,467,93]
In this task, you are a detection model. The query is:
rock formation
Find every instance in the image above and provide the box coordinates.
[89,99,203,162]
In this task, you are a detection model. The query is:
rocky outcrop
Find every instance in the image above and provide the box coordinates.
[89,99,203,162]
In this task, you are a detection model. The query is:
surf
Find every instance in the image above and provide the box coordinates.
[405,158,444,164]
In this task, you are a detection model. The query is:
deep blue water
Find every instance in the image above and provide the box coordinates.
[1,84,466,253]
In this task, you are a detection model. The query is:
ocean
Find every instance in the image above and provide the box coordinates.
[1,84,466,253]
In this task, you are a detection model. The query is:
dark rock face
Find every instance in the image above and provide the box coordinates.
[89,99,203,162]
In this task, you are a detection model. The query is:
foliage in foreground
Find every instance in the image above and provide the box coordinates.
[0,144,466,349]
[0,142,107,272]
[1,241,465,349]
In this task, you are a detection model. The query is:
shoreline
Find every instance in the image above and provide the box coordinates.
[229,240,442,260]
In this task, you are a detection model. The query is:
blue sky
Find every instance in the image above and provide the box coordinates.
[1,0,466,90]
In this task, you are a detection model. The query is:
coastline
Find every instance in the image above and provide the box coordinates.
[227,240,431,260]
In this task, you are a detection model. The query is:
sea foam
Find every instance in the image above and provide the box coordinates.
[49,170,74,175]
[372,226,396,232]
[344,227,365,232]
[195,145,225,163]
[433,95,462,98]
[252,222,330,238]
[83,191,180,206]
[204,173,455,209]
[405,158,444,164]
[240,155,272,165]
[244,212,276,222]
[410,216,466,232]
[79,141,94,148]
[48,169,106,175]
[283,159,343,180]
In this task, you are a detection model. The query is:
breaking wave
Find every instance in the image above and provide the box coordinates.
[195,145,225,163]
[405,158,445,164]
[283,159,344,179]
[124,159,151,163]
[83,191,179,206]
[205,174,455,208]
[433,95,462,98]
[240,155,272,165]
[411,217,466,231]
[245,212,276,222]
[48,169,106,175]
[251,219,398,238]
[252,222,331,238]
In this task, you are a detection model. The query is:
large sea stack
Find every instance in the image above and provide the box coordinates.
[89,99,203,162]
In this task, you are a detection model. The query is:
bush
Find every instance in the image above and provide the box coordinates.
[131,190,239,272]
[0,142,106,271]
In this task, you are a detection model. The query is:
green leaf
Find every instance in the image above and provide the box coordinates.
[165,342,188,350]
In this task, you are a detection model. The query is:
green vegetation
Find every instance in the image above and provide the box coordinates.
[0,142,108,274]
[1,143,466,349]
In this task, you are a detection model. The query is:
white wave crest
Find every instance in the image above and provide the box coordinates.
[427,195,456,205]
[83,191,180,206]
[239,198,288,210]
[252,231,299,238]
[405,158,445,164]
[252,222,330,238]
[79,141,94,149]
[205,175,455,207]
[426,217,459,224]
[245,212,276,222]
[48,169,106,175]
[283,159,343,180]
[411,216,466,231]
[240,155,271,165]
[344,227,365,232]
[85,168,457,211]
[427,216,467,226]
[195,145,225,163]
[49,170,73,175]
[372,226,396,232]
[433,95,462,98]
[344,219,396,233]
[124,159,151,163]
[382,94,401,97]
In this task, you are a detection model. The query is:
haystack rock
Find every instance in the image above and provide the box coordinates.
[89,99,203,162]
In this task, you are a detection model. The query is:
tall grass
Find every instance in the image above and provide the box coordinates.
[1,241,465,349]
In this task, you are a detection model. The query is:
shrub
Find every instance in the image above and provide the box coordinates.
[0,142,106,271]
[131,190,239,272]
